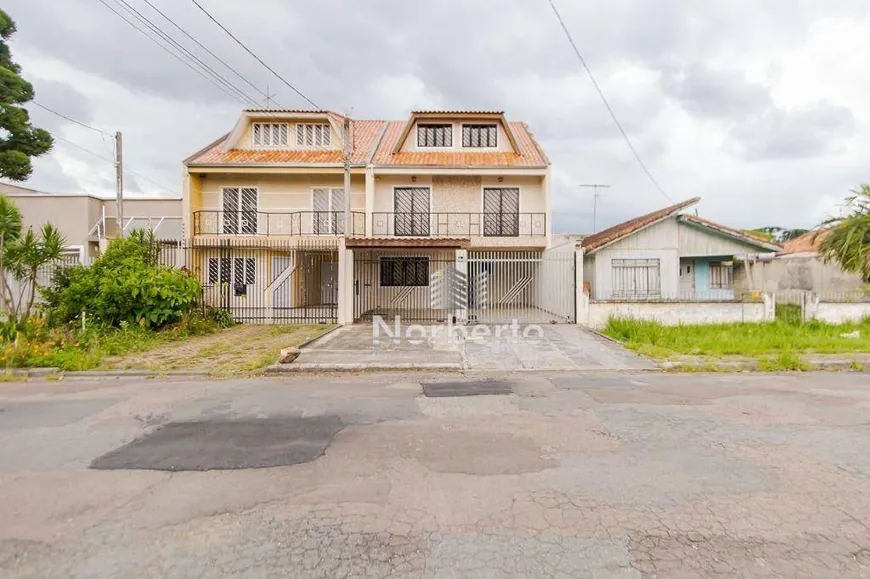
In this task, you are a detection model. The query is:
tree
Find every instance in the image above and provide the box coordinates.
[0,195,64,319]
[0,9,53,181]
[818,184,870,282]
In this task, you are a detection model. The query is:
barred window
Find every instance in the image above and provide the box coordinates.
[208,257,255,295]
[612,258,661,298]
[417,124,452,147]
[252,123,289,147]
[709,262,734,289]
[462,124,497,147]
[296,123,331,147]
[380,257,429,287]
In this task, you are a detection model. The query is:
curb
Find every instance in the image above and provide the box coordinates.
[661,360,869,373]
[265,362,463,373]
[296,324,343,350]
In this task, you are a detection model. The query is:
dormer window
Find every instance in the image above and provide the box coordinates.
[462,124,497,148]
[417,124,452,147]
[252,123,289,147]
[296,123,331,147]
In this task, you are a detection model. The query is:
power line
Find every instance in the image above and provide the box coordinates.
[109,0,262,108]
[139,0,279,107]
[189,0,320,109]
[546,0,673,204]
[93,0,250,106]
[32,102,113,137]
[53,135,180,196]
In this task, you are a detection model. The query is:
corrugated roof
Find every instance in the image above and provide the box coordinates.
[370,121,548,167]
[678,214,782,251]
[582,198,701,253]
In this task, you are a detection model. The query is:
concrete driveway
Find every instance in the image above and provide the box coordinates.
[2,372,870,577]
[291,323,655,371]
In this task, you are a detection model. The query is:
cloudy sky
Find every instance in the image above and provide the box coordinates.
[6,0,870,233]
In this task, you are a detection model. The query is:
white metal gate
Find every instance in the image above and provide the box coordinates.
[467,250,575,323]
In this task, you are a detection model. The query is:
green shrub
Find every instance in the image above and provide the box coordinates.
[43,231,201,329]
[207,307,234,328]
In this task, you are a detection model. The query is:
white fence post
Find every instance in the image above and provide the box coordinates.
[762,292,775,321]
[337,239,353,325]
[575,247,585,325]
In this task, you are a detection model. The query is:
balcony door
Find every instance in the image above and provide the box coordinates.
[222,187,258,234]
[483,187,519,237]
[394,187,430,236]
[312,187,346,234]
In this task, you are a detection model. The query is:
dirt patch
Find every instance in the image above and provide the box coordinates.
[99,324,334,373]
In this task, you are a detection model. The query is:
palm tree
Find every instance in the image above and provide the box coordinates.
[818,185,870,282]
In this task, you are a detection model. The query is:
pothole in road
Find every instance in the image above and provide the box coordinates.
[421,378,513,398]
[91,416,344,471]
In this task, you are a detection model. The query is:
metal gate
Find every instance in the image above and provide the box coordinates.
[353,250,457,322]
[467,250,575,323]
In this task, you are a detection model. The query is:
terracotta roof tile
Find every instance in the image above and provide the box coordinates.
[187,120,385,165]
[582,198,701,253]
[345,237,471,249]
[370,121,548,167]
[678,214,782,251]
[782,229,829,254]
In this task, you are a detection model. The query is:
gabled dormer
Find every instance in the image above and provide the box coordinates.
[221,110,346,153]
[392,111,520,154]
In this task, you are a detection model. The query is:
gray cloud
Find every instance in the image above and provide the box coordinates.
[2,0,869,234]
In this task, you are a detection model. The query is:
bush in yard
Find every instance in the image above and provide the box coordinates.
[44,230,201,328]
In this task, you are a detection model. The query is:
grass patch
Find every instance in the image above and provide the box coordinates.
[756,351,811,372]
[603,316,870,358]
[99,323,334,374]
[1,313,226,372]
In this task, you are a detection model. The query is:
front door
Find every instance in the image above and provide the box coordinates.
[321,262,337,304]
[679,260,695,298]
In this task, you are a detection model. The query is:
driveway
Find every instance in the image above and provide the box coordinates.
[293,323,655,371]
[2,372,870,577]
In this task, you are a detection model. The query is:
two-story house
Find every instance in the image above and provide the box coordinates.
[183,109,574,325]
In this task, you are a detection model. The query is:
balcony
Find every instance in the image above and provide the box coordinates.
[371,212,546,237]
[193,211,366,236]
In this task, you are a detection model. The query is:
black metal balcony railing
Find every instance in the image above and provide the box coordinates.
[372,212,546,237]
[193,211,366,236]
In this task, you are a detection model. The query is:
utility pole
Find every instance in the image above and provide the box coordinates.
[342,115,351,236]
[115,131,124,237]
[579,184,610,231]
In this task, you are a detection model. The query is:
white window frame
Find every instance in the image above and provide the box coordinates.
[461,123,498,148]
[611,258,661,298]
[296,123,331,147]
[220,187,259,235]
[310,186,347,234]
[252,122,289,147]
[416,123,453,148]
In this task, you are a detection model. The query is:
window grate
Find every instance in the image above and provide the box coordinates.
[462,124,497,147]
[380,257,430,287]
[417,124,452,147]
[296,123,330,147]
[252,123,289,147]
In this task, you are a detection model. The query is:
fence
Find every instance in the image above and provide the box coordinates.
[775,290,870,324]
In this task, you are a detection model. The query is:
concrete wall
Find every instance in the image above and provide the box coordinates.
[580,299,770,329]
[812,302,870,324]
[8,195,95,250]
[742,253,866,293]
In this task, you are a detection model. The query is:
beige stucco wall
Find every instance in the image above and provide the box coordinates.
[399,119,514,153]
[198,173,365,213]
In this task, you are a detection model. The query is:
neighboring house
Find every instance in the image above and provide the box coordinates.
[581,197,782,301]
[744,229,866,294]
[182,109,571,325]
[0,182,182,261]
